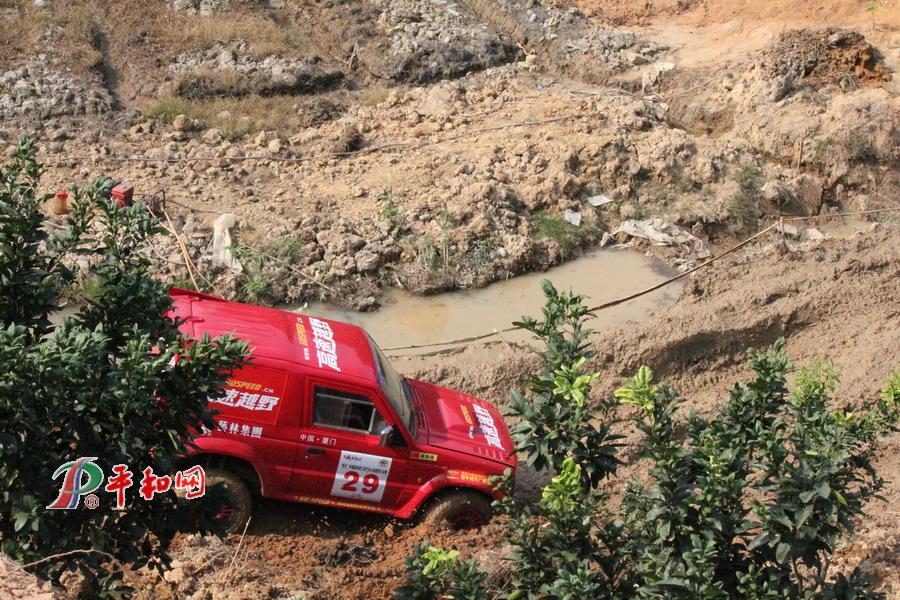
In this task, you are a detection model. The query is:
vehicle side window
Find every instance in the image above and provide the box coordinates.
[313,387,386,435]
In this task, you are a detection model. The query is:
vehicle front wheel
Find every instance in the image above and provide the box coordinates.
[206,468,253,534]
[422,490,492,531]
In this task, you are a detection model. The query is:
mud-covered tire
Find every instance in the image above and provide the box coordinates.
[206,468,252,534]
[422,490,492,531]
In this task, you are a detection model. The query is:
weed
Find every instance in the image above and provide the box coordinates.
[160,13,304,58]
[275,236,303,262]
[728,164,763,229]
[230,245,270,301]
[531,211,596,253]
[728,193,758,227]
[377,190,401,230]
[866,0,880,31]
[735,164,763,199]
[837,71,858,92]
[147,97,193,123]
[238,271,269,302]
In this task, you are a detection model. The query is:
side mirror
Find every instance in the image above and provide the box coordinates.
[378,425,394,447]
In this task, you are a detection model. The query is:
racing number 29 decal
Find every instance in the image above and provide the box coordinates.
[330,451,393,502]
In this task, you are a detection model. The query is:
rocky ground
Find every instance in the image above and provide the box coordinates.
[1,0,897,310]
[1,0,898,597]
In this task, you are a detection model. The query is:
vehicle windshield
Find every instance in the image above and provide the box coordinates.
[368,336,416,437]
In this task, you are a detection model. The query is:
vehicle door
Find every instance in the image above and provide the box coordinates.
[206,359,303,497]
[287,377,410,510]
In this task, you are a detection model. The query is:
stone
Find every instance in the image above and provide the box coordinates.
[267,138,283,154]
[355,249,380,273]
[201,128,223,145]
[790,175,823,215]
[172,114,193,131]
[804,228,826,241]
[417,85,455,117]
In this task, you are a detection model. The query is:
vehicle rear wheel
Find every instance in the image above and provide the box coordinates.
[206,468,252,534]
[422,490,492,531]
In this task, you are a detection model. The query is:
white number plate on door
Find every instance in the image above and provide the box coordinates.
[330,450,393,502]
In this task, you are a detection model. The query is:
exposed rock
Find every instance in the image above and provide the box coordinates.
[172,114,196,131]
[371,0,522,84]
[0,60,112,119]
[790,174,824,215]
[355,249,380,273]
[169,42,344,99]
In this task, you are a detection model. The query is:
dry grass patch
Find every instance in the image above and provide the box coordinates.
[159,12,304,58]
[147,94,306,139]
[0,1,103,72]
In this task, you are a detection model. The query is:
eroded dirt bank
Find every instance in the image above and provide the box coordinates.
[122,227,899,600]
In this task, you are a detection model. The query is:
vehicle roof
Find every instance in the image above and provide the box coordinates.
[169,288,378,384]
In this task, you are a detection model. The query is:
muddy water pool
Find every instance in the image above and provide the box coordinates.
[292,247,684,354]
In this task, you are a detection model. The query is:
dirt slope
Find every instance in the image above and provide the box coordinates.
[572,0,900,29]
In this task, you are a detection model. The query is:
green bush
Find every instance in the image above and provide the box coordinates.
[395,542,487,600]
[496,458,626,599]
[0,138,248,596]
[615,345,896,599]
[497,343,897,600]
[413,285,898,600]
[505,280,621,489]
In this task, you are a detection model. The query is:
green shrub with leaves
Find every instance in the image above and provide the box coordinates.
[395,542,487,600]
[616,343,897,600]
[496,457,630,600]
[400,281,897,600]
[504,280,621,488]
[0,138,248,596]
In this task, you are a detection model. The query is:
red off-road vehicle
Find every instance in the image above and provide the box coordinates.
[169,289,516,530]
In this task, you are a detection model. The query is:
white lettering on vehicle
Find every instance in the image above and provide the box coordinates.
[210,389,280,411]
[310,317,341,372]
[472,404,504,451]
[330,451,392,502]
[215,419,263,438]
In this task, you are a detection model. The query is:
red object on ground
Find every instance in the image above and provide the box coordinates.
[111,183,134,208]
[167,288,517,521]
[49,190,69,215]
